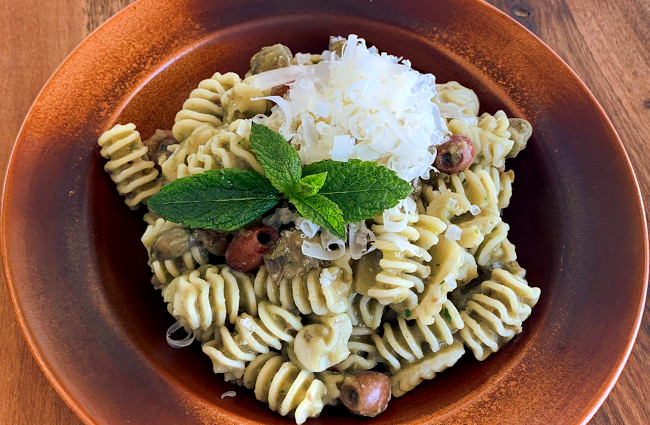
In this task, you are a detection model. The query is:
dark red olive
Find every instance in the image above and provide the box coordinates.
[270,84,290,98]
[339,371,392,417]
[225,225,280,272]
[434,134,475,174]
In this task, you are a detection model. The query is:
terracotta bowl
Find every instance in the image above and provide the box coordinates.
[2,0,647,424]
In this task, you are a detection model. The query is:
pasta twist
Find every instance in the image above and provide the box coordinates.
[411,237,477,325]
[254,265,352,316]
[141,218,209,287]
[172,72,241,142]
[458,269,540,361]
[98,123,162,209]
[291,314,353,372]
[346,292,385,330]
[372,299,463,373]
[161,265,257,341]
[365,214,446,305]
[243,352,326,424]
[433,81,480,119]
[162,121,263,182]
[447,110,514,169]
[332,326,379,373]
[422,185,501,250]
[202,301,302,380]
[473,221,517,269]
[433,167,510,213]
[390,338,465,397]
[220,82,268,122]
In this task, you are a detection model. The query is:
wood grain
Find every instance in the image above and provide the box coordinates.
[0,0,647,424]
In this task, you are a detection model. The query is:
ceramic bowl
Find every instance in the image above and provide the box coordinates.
[2,0,647,424]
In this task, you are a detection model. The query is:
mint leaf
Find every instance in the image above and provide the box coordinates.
[300,172,327,191]
[289,172,328,198]
[290,194,346,239]
[302,160,412,222]
[249,123,302,193]
[148,169,280,231]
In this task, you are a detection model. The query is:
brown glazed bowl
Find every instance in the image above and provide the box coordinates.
[2,0,647,424]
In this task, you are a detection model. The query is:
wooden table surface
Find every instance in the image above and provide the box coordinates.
[0,0,648,424]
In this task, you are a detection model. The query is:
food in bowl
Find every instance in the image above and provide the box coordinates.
[97,35,540,423]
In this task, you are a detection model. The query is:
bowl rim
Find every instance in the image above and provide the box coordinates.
[2,0,648,424]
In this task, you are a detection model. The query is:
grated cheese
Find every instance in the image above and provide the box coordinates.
[251,34,448,182]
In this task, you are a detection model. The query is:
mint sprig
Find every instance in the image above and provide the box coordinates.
[148,124,413,239]
[303,159,412,222]
[148,169,279,231]
[250,123,301,194]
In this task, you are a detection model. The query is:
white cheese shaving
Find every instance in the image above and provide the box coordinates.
[258,34,448,182]
[444,273,457,290]
[469,204,481,216]
[221,391,237,399]
[239,317,255,331]
[296,217,320,238]
[349,221,376,260]
[302,233,346,260]
[444,224,462,241]
[319,267,340,288]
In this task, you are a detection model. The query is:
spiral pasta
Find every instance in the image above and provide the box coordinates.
[291,313,353,372]
[346,292,385,330]
[473,221,517,269]
[332,326,379,373]
[422,185,501,250]
[372,299,463,373]
[172,72,241,142]
[364,214,446,305]
[390,338,465,397]
[202,301,302,380]
[254,265,352,316]
[98,123,162,209]
[447,110,514,169]
[220,82,268,122]
[141,218,209,287]
[458,269,540,361]
[162,120,263,182]
[411,237,477,325]
[161,265,257,341]
[243,352,326,424]
[433,81,480,119]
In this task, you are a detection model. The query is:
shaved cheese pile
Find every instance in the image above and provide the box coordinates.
[251,34,448,182]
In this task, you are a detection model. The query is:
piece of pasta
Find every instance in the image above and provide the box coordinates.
[161,265,257,341]
[447,110,514,169]
[202,301,302,380]
[172,72,241,142]
[243,352,326,424]
[433,81,480,120]
[458,268,540,361]
[364,214,446,305]
[433,167,512,213]
[411,237,477,325]
[346,292,385,330]
[141,218,209,287]
[254,264,352,316]
[221,83,268,122]
[316,371,345,405]
[98,123,162,209]
[332,326,380,373]
[422,185,501,250]
[162,120,263,182]
[372,299,463,373]
[472,221,517,269]
[290,314,353,372]
[390,338,465,397]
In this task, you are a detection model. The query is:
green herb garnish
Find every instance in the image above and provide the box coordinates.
[148,123,412,238]
[404,309,412,318]
[442,307,452,322]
